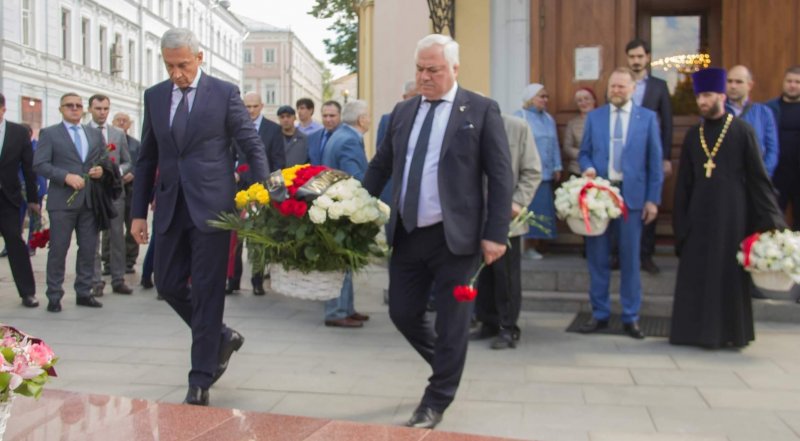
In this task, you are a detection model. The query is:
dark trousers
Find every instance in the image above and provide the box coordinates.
[389,220,479,413]
[103,184,140,269]
[230,240,263,288]
[640,218,657,258]
[774,163,800,230]
[475,235,521,331]
[154,189,230,389]
[142,235,155,283]
[0,193,35,297]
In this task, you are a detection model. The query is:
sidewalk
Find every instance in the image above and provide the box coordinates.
[0,247,799,440]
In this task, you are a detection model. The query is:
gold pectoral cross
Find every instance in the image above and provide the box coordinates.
[703,158,716,178]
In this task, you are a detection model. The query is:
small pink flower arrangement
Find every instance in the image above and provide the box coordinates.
[0,324,57,402]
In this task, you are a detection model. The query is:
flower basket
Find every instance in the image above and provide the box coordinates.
[555,176,626,237]
[209,165,389,299]
[738,230,800,293]
[566,217,609,236]
[750,271,795,292]
[269,265,345,301]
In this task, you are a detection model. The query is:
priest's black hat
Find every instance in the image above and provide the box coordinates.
[692,67,727,95]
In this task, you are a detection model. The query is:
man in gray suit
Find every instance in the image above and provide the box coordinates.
[34,92,106,312]
[112,112,141,273]
[88,94,132,296]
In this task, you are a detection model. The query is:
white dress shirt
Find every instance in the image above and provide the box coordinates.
[170,69,202,126]
[607,100,632,181]
[400,82,458,228]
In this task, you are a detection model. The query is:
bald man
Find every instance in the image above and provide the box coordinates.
[725,65,779,176]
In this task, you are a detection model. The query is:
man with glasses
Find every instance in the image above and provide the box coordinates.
[34,93,106,312]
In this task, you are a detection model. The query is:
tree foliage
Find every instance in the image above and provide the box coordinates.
[308,0,358,73]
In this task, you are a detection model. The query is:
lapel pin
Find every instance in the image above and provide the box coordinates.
[459,105,466,112]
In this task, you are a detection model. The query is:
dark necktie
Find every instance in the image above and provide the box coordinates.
[319,130,331,160]
[171,87,190,148]
[402,99,443,232]
[613,108,623,173]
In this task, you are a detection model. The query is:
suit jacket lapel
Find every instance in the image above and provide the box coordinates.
[151,81,179,154]
[58,123,83,163]
[440,88,468,159]
[182,74,210,152]
[395,96,422,177]
[625,105,641,151]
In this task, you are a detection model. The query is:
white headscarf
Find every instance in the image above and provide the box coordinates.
[522,83,544,104]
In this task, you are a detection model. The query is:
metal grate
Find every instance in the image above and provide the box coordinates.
[427,0,455,37]
[565,311,671,338]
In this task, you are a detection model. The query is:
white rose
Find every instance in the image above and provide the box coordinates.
[339,199,358,217]
[315,195,334,209]
[328,202,345,220]
[308,205,327,224]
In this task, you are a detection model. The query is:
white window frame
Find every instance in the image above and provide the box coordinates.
[263,48,275,64]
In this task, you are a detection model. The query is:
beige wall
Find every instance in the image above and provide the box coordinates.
[367,0,431,155]
[453,0,491,95]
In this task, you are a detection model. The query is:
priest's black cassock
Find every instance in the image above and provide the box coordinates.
[670,115,786,348]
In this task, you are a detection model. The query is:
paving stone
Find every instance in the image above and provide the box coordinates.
[630,368,747,388]
[699,388,800,411]
[525,366,634,385]
[649,407,799,441]
[583,385,707,408]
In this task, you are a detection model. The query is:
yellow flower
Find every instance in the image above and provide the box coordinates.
[256,189,270,205]
[281,164,309,188]
[247,183,266,199]
[234,191,249,209]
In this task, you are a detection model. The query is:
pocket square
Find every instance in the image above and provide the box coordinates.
[460,122,475,130]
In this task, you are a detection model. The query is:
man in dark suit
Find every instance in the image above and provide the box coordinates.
[111,112,141,273]
[578,67,664,339]
[321,99,371,328]
[226,91,285,295]
[130,28,268,406]
[0,93,40,307]
[307,101,342,166]
[626,39,672,274]
[276,105,309,166]
[363,34,513,429]
[34,92,106,312]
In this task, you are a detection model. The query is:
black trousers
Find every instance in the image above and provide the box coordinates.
[154,188,230,389]
[102,183,139,269]
[389,220,479,413]
[0,193,35,297]
[475,235,521,330]
[774,159,800,230]
[640,218,657,258]
[230,239,263,287]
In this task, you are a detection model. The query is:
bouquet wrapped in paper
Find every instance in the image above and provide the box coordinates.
[554,176,627,236]
[737,230,800,291]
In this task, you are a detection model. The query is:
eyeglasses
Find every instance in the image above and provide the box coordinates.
[61,103,83,109]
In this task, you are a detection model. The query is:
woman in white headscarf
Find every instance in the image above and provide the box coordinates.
[514,83,561,259]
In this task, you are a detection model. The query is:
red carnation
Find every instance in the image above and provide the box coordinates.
[107,144,116,152]
[292,200,308,218]
[236,164,250,174]
[276,200,293,217]
[453,285,478,302]
[110,157,116,163]
[29,229,51,249]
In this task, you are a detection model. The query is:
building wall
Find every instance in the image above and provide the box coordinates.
[453,0,491,96]
[242,26,323,123]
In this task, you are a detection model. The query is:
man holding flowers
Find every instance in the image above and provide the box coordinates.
[130,28,268,406]
[363,34,513,429]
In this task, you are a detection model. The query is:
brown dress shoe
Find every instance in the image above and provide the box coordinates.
[349,312,370,321]
[112,283,134,294]
[324,317,363,328]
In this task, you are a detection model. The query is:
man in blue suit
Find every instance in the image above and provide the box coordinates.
[578,67,664,339]
[130,28,268,406]
[320,99,371,328]
[308,101,341,166]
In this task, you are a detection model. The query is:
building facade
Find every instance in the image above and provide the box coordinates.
[0,0,246,138]
[240,16,324,122]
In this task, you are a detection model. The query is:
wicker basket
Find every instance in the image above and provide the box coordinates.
[566,217,609,236]
[269,265,345,301]
[750,271,795,292]
[0,396,14,440]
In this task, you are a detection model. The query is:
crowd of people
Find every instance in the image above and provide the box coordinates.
[0,26,797,428]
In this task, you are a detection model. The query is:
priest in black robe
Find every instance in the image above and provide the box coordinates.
[670,67,786,349]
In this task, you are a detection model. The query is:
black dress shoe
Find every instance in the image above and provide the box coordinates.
[47,301,62,313]
[641,256,660,275]
[224,279,240,295]
[578,318,609,334]
[76,296,103,308]
[405,405,443,429]
[141,278,154,289]
[21,296,39,308]
[112,283,134,294]
[469,324,499,341]
[183,386,209,406]
[490,328,517,349]
[623,321,646,339]
[252,284,266,296]
[211,330,244,385]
